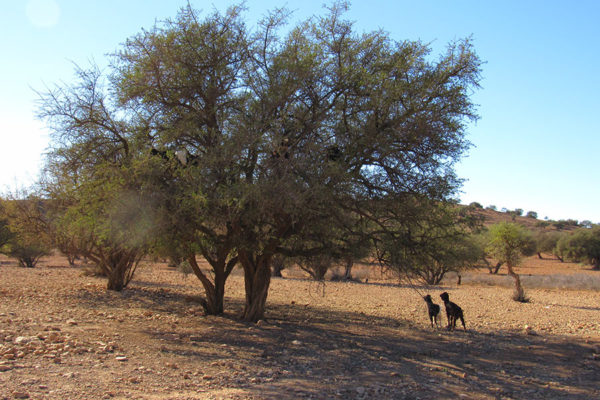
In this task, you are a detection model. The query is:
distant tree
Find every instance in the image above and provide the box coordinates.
[526,211,538,219]
[514,208,524,216]
[469,202,483,209]
[486,205,497,211]
[297,254,335,281]
[501,207,508,213]
[486,223,534,302]
[0,204,13,250]
[580,220,594,229]
[533,231,563,259]
[556,227,600,269]
[377,201,484,285]
[0,195,52,268]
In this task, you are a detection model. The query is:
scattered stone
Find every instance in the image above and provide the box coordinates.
[66,319,78,326]
[0,364,13,372]
[524,325,537,336]
[11,391,29,399]
[14,337,31,345]
[291,340,302,345]
[115,356,128,362]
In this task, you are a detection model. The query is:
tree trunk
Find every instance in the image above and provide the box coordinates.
[99,249,141,291]
[343,259,354,280]
[493,261,503,274]
[188,256,226,315]
[537,252,543,259]
[506,263,525,301]
[271,256,285,277]
[239,249,272,322]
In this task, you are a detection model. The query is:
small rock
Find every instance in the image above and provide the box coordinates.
[356,387,366,395]
[0,365,13,372]
[66,320,78,326]
[524,325,537,336]
[11,391,29,399]
[202,375,213,380]
[189,335,202,342]
[291,340,302,345]
[115,356,128,362]
[14,337,31,345]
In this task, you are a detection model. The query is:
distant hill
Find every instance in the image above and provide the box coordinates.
[466,207,579,233]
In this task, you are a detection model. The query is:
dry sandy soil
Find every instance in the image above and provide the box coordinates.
[1,254,599,399]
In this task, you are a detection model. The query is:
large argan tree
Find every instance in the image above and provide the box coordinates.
[40,2,481,321]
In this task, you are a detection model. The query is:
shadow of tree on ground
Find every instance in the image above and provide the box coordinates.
[70,282,600,399]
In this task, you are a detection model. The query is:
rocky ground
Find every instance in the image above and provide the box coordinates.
[0,255,599,399]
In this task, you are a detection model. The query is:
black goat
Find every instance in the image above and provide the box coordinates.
[423,294,441,328]
[440,292,466,331]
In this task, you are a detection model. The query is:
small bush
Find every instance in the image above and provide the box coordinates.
[8,243,49,268]
[177,260,194,278]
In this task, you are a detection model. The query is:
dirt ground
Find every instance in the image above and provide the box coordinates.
[1,254,599,399]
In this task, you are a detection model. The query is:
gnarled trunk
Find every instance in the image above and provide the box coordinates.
[239,249,272,322]
[97,249,142,291]
[492,261,503,274]
[188,255,235,315]
[506,263,525,301]
[343,258,354,280]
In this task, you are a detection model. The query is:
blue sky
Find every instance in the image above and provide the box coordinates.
[1,0,598,222]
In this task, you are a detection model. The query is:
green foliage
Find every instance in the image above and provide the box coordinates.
[469,202,483,209]
[377,201,485,285]
[0,213,13,250]
[0,196,52,268]
[486,223,533,267]
[6,243,50,268]
[486,205,497,211]
[556,227,600,269]
[533,231,563,257]
[526,211,538,219]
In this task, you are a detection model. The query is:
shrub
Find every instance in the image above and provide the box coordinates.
[6,242,50,268]
[526,211,538,219]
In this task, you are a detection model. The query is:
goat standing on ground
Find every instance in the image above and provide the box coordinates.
[423,295,441,328]
[440,292,466,331]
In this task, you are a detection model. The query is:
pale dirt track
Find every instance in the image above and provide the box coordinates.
[1,255,599,399]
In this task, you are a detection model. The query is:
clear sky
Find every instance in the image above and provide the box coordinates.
[1,0,598,222]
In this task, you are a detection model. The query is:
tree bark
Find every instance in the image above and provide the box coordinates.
[239,249,272,322]
[492,261,503,274]
[506,263,525,301]
[188,255,227,315]
[271,256,285,277]
[343,259,354,280]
